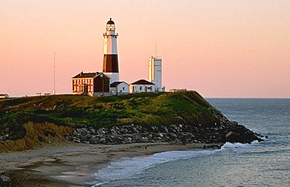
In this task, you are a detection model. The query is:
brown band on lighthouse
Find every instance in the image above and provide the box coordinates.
[103,54,119,73]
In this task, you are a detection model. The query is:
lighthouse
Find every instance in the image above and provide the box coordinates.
[103,18,119,84]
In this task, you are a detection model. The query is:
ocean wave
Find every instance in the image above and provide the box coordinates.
[91,148,220,186]
[221,142,256,149]
[222,142,248,148]
[91,141,266,186]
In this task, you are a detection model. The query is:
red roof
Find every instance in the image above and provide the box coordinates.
[72,72,108,79]
[110,81,129,87]
[131,79,154,85]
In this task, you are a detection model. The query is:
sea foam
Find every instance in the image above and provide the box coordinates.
[91,142,258,186]
[91,148,220,186]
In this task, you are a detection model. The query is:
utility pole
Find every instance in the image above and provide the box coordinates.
[53,52,56,95]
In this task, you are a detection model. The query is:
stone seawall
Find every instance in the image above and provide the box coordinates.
[67,123,262,146]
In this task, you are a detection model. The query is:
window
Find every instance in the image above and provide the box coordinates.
[140,86,142,91]
[123,87,125,91]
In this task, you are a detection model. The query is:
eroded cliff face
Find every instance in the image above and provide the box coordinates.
[0,122,74,153]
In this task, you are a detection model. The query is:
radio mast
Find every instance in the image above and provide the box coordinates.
[53,52,56,95]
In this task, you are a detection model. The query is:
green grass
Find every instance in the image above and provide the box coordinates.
[0,91,218,140]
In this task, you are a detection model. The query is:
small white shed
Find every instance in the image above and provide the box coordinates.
[110,81,129,95]
[0,94,9,99]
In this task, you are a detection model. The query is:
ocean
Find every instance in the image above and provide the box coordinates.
[89,98,290,187]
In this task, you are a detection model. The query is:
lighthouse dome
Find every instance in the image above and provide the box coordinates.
[106,18,116,31]
[107,18,115,25]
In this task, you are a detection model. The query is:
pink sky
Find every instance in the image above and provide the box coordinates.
[1,0,290,98]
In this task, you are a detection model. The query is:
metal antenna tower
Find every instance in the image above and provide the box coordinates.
[155,38,157,56]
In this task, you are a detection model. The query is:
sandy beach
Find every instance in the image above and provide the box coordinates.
[0,142,221,187]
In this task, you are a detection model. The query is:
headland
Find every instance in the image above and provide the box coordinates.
[0,91,262,186]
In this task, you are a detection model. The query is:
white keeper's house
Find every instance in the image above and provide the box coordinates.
[72,18,164,96]
[129,79,155,93]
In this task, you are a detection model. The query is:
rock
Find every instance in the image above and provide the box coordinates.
[89,128,96,134]
[99,138,106,144]
[0,175,10,182]
[169,133,177,139]
[158,133,164,138]
[73,139,81,143]
[225,126,262,143]
[161,126,169,133]
[97,128,106,135]
[141,136,148,142]
[148,134,153,139]
[132,127,139,134]
[231,121,239,125]
[72,131,80,136]
[89,137,99,144]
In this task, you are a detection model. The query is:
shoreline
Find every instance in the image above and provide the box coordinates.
[0,142,223,187]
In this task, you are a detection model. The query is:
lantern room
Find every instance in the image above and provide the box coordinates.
[106,18,115,31]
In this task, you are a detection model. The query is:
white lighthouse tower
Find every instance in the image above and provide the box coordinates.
[149,56,163,92]
[103,18,119,84]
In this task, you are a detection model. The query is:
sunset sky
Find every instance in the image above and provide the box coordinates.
[1,0,290,98]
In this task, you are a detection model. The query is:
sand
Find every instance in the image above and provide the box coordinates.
[0,142,221,187]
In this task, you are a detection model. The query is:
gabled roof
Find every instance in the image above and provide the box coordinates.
[110,81,129,87]
[131,79,155,85]
[72,72,109,79]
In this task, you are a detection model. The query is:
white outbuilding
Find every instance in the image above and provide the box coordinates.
[0,94,9,99]
[148,56,163,92]
[129,79,155,93]
[110,81,129,95]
